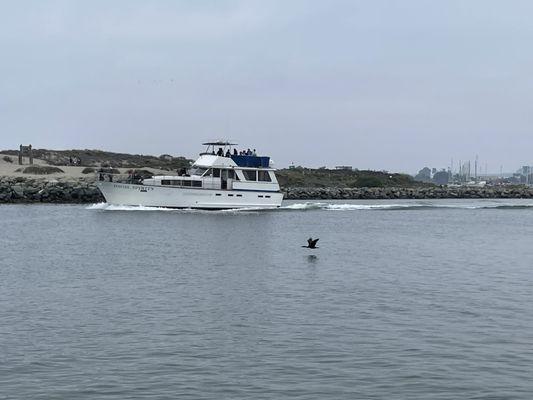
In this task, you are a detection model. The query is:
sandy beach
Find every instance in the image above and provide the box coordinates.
[0,154,172,181]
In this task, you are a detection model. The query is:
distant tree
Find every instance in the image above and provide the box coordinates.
[415,167,432,182]
[432,170,449,185]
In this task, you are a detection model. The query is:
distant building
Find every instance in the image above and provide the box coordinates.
[516,166,533,184]
[159,154,173,161]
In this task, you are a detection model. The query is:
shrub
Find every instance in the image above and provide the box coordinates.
[2,155,13,163]
[131,169,154,179]
[21,165,64,175]
[355,176,384,188]
[82,167,95,174]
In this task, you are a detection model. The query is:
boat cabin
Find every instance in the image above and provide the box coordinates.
[142,141,280,192]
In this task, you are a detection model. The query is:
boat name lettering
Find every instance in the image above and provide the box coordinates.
[112,184,154,191]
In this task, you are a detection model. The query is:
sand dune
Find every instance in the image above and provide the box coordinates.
[0,155,172,181]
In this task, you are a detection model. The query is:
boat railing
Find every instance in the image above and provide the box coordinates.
[95,172,144,184]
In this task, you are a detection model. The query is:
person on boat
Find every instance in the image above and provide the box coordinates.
[233,148,238,156]
[225,149,231,157]
[246,148,252,155]
[217,147,223,156]
[252,149,257,156]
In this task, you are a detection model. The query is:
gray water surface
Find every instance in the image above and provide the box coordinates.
[1,199,533,399]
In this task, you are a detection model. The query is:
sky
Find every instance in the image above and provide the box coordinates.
[1,0,533,173]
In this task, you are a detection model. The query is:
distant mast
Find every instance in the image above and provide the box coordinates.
[475,155,478,183]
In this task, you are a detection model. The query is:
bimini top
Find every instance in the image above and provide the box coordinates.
[202,141,237,146]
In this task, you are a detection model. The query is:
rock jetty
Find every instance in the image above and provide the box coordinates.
[283,186,533,200]
[0,177,103,203]
[2,177,533,204]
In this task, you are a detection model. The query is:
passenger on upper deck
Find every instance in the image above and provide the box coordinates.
[225,149,231,157]
[233,148,238,156]
[217,147,224,156]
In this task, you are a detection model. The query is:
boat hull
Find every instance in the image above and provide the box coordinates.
[96,182,283,209]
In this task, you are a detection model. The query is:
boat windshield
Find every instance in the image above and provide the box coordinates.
[190,167,209,176]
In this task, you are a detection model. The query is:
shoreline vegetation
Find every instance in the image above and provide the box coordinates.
[1,149,533,203]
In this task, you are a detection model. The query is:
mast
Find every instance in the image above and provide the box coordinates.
[475,155,478,182]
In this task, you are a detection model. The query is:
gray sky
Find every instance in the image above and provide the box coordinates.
[1,0,533,173]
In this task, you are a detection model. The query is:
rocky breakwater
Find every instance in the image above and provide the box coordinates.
[283,186,533,200]
[2,178,533,204]
[0,176,104,203]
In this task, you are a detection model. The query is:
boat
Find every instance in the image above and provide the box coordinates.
[95,141,284,209]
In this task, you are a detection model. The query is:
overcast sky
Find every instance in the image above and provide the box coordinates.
[1,0,533,173]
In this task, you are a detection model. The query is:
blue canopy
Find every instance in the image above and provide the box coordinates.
[231,155,270,168]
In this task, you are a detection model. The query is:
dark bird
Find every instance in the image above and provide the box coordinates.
[302,238,319,249]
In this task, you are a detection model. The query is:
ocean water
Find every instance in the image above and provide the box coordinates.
[1,199,533,399]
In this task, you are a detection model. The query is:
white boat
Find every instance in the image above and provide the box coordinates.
[96,141,284,209]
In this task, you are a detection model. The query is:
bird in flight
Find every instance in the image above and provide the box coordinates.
[302,238,319,249]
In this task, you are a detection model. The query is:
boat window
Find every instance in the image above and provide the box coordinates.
[190,167,208,176]
[243,170,257,181]
[228,170,235,179]
[192,180,202,187]
[265,195,271,198]
[236,194,242,197]
[213,169,221,178]
[161,180,171,185]
[258,171,271,182]
[182,180,192,186]
[203,168,212,177]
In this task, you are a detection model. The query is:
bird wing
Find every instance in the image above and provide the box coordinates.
[311,238,319,246]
